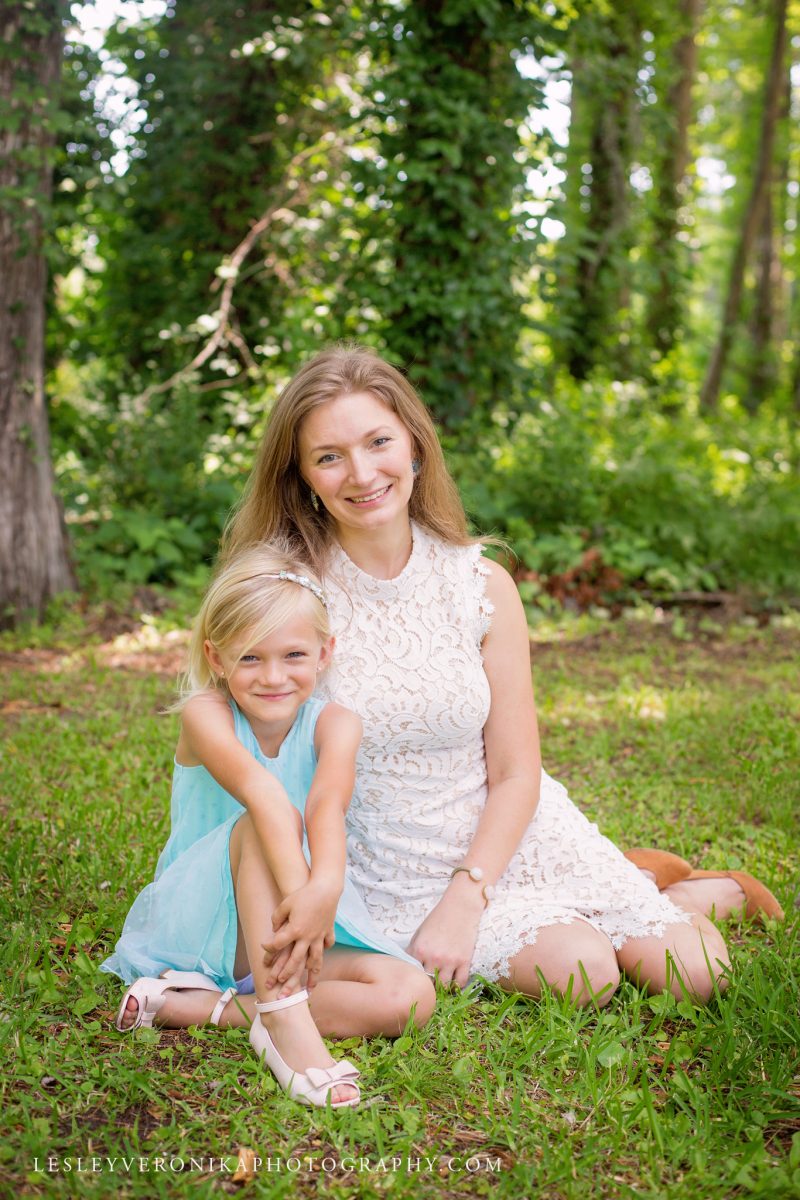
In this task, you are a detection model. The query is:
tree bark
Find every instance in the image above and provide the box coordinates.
[700,0,789,409]
[646,0,701,359]
[747,52,791,406]
[0,2,75,627]
[560,8,643,380]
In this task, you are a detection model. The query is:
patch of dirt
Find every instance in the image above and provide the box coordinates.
[94,627,189,677]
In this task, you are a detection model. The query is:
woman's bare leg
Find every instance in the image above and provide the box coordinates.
[496,920,622,1007]
[616,913,730,1001]
[637,867,748,920]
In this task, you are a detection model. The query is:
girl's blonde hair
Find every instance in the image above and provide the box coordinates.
[222,344,474,574]
[178,542,330,707]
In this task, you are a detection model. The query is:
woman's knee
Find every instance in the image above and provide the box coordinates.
[507,923,621,1007]
[669,923,730,1003]
[622,919,730,1004]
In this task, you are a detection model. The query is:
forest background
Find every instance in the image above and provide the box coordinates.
[3,6,800,1197]
[2,0,800,625]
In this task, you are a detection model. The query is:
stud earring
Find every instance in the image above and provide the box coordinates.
[411,458,420,476]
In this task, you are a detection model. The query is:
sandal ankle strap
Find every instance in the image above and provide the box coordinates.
[254,988,309,1015]
[209,986,237,1027]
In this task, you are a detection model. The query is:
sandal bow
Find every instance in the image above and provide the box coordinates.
[305,1061,360,1088]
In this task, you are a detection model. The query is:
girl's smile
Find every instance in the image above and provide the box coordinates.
[205,614,333,749]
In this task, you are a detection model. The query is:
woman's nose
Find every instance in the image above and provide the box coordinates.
[347,451,374,485]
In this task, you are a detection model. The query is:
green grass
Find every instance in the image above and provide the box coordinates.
[1,608,798,1198]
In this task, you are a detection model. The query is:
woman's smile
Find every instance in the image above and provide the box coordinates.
[346,484,392,506]
[299,392,414,535]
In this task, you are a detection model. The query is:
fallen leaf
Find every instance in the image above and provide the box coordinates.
[232,1147,258,1183]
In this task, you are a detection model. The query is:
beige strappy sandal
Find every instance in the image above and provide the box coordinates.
[115,969,237,1032]
[249,989,361,1108]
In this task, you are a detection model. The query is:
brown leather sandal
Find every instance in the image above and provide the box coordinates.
[684,869,784,922]
[623,848,694,889]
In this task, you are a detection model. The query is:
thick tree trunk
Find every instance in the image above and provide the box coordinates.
[646,0,701,359]
[700,0,788,409]
[0,2,75,627]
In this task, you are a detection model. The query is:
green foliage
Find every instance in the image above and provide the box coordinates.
[451,375,800,596]
[53,375,248,589]
[355,0,560,424]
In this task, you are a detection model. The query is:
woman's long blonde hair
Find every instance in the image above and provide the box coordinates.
[177,542,330,707]
[222,344,473,575]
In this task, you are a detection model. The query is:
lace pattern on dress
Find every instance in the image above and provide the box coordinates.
[319,523,689,984]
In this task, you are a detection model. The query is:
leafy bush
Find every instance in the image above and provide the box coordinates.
[450,375,800,599]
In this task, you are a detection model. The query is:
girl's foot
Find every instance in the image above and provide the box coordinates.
[251,991,359,1107]
[115,971,239,1032]
[118,986,246,1029]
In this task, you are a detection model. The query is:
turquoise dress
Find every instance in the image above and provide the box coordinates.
[102,697,421,989]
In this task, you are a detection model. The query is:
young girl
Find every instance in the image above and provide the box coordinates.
[101,544,434,1109]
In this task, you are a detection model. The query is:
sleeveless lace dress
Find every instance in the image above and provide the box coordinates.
[318,523,688,983]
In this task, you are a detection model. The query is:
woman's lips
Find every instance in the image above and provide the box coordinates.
[346,484,391,505]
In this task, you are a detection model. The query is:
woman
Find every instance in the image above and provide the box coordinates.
[208,342,780,1008]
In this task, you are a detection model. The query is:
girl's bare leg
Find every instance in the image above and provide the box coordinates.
[308,947,436,1038]
[119,813,358,1102]
[120,947,435,1040]
[228,812,358,1103]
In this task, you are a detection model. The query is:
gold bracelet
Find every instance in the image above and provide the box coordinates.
[450,865,496,905]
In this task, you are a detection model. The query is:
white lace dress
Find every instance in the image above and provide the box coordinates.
[318,523,688,982]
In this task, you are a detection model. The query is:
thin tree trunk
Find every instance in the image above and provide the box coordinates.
[700,0,789,409]
[746,47,792,406]
[560,9,642,380]
[747,183,777,405]
[0,1,75,627]
[646,0,701,358]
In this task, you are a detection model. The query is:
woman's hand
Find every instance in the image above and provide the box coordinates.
[407,891,484,990]
[262,880,338,991]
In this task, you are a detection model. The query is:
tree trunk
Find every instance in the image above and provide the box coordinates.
[700,0,789,409]
[747,52,792,405]
[646,0,701,359]
[0,1,75,627]
[560,8,643,380]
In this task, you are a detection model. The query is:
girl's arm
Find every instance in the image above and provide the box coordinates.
[407,559,541,987]
[180,692,310,899]
[266,704,362,987]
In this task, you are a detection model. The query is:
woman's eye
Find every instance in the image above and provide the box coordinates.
[317,453,337,465]
[372,437,391,447]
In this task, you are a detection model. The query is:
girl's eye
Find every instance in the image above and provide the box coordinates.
[239,655,258,664]
[286,651,306,659]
